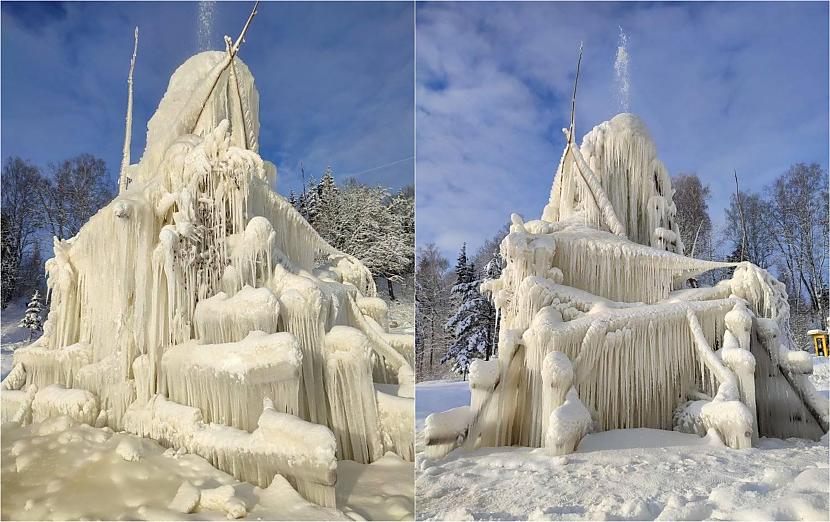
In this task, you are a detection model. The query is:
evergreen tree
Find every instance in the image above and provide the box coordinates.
[442,245,492,378]
[313,168,344,248]
[288,190,297,209]
[19,290,44,340]
[303,175,320,226]
[319,167,337,200]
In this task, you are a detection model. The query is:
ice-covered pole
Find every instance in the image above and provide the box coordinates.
[119,26,139,193]
[568,43,583,145]
[566,132,627,237]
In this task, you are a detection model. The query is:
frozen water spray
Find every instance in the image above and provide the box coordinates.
[614,27,630,112]
[197,1,216,51]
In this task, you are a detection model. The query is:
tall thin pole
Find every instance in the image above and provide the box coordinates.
[568,42,584,145]
[734,169,748,262]
[119,26,139,193]
[231,1,259,58]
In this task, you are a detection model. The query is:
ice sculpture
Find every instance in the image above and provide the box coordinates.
[425,112,828,458]
[1,43,414,508]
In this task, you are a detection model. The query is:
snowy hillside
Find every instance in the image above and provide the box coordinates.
[1,300,36,380]
[416,381,829,521]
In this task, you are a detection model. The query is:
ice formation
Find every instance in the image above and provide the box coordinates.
[426,113,828,459]
[1,48,414,508]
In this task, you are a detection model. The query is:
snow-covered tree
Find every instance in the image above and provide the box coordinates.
[389,186,415,276]
[18,290,44,340]
[288,190,298,209]
[442,244,493,379]
[415,243,453,379]
[312,168,344,247]
[301,175,320,225]
[2,157,45,307]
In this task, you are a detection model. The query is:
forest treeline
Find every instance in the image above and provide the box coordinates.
[289,168,415,300]
[417,163,829,382]
[1,155,113,307]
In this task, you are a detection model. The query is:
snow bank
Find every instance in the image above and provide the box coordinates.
[2,418,407,520]
[424,405,472,458]
[124,395,338,507]
[416,425,828,521]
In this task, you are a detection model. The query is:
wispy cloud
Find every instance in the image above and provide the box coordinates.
[1,2,414,195]
[416,1,829,259]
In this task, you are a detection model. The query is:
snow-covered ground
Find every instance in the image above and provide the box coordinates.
[416,380,829,521]
[810,355,829,400]
[1,417,413,520]
[380,278,415,333]
[1,292,415,521]
[1,299,36,380]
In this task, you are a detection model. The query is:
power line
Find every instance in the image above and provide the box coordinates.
[342,156,413,178]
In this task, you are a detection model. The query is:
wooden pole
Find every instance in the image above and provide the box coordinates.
[231,1,259,58]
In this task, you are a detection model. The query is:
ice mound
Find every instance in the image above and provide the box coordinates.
[427,112,826,460]
[1,48,414,509]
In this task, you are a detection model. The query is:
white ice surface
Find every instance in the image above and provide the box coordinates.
[416,380,828,521]
[1,417,413,521]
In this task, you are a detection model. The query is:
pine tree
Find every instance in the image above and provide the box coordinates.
[442,245,492,378]
[313,168,344,247]
[303,175,320,225]
[288,190,298,209]
[19,290,44,340]
[319,167,337,200]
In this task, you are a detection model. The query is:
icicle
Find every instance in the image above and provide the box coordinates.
[162,331,301,432]
[323,326,383,463]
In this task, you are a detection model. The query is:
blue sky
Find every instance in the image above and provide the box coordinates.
[416,1,829,260]
[1,1,414,196]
